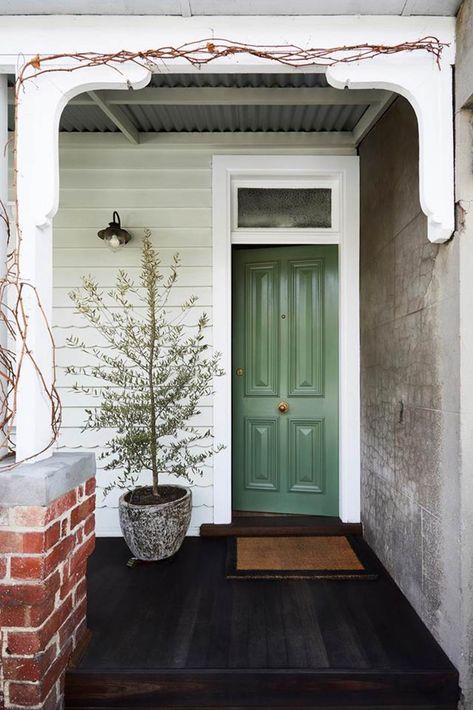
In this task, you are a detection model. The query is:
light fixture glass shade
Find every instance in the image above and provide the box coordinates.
[98,211,132,250]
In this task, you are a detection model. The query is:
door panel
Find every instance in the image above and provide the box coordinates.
[289,419,324,493]
[245,418,279,491]
[233,245,338,516]
[245,262,280,396]
[288,259,324,396]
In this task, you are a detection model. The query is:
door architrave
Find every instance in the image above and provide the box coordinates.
[212,155,360,523]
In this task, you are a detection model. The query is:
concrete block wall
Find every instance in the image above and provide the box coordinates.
[454,2,473,705]
[359,97,462,677]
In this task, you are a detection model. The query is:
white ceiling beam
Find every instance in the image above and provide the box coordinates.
[102,87,389,106]
[52,87,390,107]
[86,90,140,144]
[8,86,392,108]
[352,91,396,145]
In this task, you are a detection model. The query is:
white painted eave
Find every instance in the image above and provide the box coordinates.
[0,15,456,69]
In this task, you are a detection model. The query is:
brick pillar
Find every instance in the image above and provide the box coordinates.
[0,477,96,709]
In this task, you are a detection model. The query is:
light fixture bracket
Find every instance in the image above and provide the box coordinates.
[98,210,132,250]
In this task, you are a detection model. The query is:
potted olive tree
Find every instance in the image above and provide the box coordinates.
[67,230,223,561]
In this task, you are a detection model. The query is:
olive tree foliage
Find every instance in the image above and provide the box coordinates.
[66,230,224,499]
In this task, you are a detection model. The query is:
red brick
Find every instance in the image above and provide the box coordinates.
[45,536,75,577]
[7,593,72,654]
[43,592,74,640]
[27,597,56,627]
[84,513,95,537]
[6,630,40,655]
[0,530,44,554]
[69,535,95,575]
[8,655,66,708]
[45,489,77,524]
[73,577,87,606]
[2,643,56,681]
[58,597,86,649]
[0,555,7,579]
[8,681,41,705]
[74,616,88,647]
[10,556,44,581]
[0,605,27,626]
[45,521,61,550]
[76,526,83,546]
[0,581,49,607]
[13,506,47,528]
[60,561,84,601]
[61,517,68,538]
[42,684,59,710]
[63,558,87,593]
[85,478,96,496]
[70,496,95,530]
[0,596,55,628]
[1,566,59,610]
[41,639,73,699]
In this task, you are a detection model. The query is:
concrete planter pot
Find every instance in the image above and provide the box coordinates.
[118,485,192,561]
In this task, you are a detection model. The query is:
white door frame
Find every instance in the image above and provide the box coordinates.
[212,155,360,524]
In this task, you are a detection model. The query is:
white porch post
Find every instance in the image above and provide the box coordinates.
[15,74,56,462]
[0,74,8,457]
[14,61,150,462]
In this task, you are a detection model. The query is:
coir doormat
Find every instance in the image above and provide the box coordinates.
[226,535,378,580]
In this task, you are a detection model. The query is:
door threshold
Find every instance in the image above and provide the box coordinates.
[200,514,362,538]
[233,510,303,518]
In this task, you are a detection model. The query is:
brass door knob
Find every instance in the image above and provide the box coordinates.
[278,401,289,413]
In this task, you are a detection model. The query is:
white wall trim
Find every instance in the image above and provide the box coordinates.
[212,155,360,524]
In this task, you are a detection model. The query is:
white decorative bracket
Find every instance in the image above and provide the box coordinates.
[15,61,151,462]
[326,56,454,244]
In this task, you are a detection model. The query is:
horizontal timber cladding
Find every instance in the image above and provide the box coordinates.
[51,131,355,537]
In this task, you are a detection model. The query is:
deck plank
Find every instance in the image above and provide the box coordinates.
[66,537,459,708]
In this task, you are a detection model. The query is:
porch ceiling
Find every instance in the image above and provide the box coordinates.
[8,72,392,144]
[0,0,462,15]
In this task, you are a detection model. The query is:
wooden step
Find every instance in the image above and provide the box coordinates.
[65,669,459,709]
[200,514,362,537]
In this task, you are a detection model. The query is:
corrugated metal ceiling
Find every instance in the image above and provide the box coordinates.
[147,73,330,88]
[116,103,367,133]
[9,72,371,133]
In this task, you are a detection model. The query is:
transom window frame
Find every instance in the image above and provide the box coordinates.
[231,176,340,243]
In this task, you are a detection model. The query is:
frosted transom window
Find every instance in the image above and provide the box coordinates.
[237,187,332,229]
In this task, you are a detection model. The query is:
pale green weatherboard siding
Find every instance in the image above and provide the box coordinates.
[49,132,354,536]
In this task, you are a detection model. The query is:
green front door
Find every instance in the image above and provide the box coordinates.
[232,245,339,516]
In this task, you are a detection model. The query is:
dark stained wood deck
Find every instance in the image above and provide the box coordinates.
[65,537,459,709]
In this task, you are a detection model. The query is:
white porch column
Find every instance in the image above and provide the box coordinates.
[14,60,150,462]
[0,74,8,458]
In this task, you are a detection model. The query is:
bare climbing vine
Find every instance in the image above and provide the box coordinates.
[0,35,448,469]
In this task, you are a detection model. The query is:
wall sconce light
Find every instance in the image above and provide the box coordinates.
[97,211,132,251]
